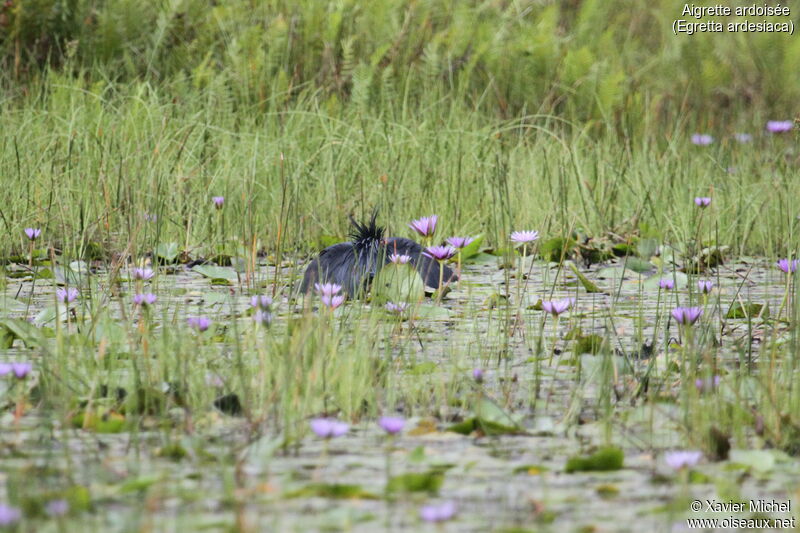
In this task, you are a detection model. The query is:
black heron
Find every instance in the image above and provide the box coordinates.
[300,213,457,297]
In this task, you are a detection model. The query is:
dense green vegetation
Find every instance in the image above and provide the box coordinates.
[1,2,799,531]
[1,0,798,258]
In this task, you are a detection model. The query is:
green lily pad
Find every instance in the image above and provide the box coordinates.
[567,261,603,293]
[725,302,768,319]
[154,242,180,263]
[728,450,776,473]
[541,237,578,263]
[286,483,377,499]
[192,265,239,282]
[458,234,484,260]
[372,263,424,304]
[565,447,624,473]
[413,304,453,320]
[386,470,444,494]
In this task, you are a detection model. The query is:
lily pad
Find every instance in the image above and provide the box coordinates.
[565,447,624,473]
[154,242,180,263]
[725,302,768,319]
[386,470,444,494]
[372,263,424,304]
[567,261,603,293]
[192,265,239,282]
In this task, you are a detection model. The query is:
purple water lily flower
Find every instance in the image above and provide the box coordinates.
[541,298,575,316]
[253,309,273,326]
[314,283,342,297]
[24,228,41,241]
[777,259,798,274]
[0,364,10,376]
[671,306,703,325]
[658,278,674,290]
[420,501,457,523]
[691,133,714,145]
[187,316,211,332]
[45,499,69,517]
[423,245,457,261]
[694,197,711,208]
[388,253,411,265]
[212,196,225,209]
[132,267,155,281]
[472,368,484,383]
[697,280,713,294]
[250,295,273,310]
[11,362,32,379]
[378,416,405,435]
[133,293,157,306]
[385,302,408,314]
[310,418,349,438]
[695,375,721,392]
[56,287,79,303]
[767,120,793,133]
[446,236,474,249]
[510,230,539,245]
[664,450,702,470]
[734,133,752,143]
[0,504,21,526]
[408,215,438,237]
[321,294,345,310]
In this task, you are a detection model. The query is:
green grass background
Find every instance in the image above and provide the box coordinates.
[1,0,798,256]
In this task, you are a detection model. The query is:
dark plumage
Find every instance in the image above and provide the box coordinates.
[300,213,457,296]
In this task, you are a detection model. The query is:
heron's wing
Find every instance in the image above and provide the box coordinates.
[301,242,364,295]
[383,238,457,288]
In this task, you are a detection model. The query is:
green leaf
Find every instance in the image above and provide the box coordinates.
[458,234,484,260]
[372,263,424,304]
[728,450,776,473]
[464,252,498,265]
[474,397,524,435]
[286,483,377,499]
[413,304,453,320]
[386,470,444,494]
[0,318,48,347]
[567,261,604,293]
[565,447,624,473]
[624,257,655,274]
[192,265,239,282]
[154,242,180,263]
[407,361,438,375]
[725,302,768,319]
[540,237,578,263]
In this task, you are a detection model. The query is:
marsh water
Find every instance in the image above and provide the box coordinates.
[1,256,798,532]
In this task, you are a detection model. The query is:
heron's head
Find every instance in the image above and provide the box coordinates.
[349,212,385,277]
